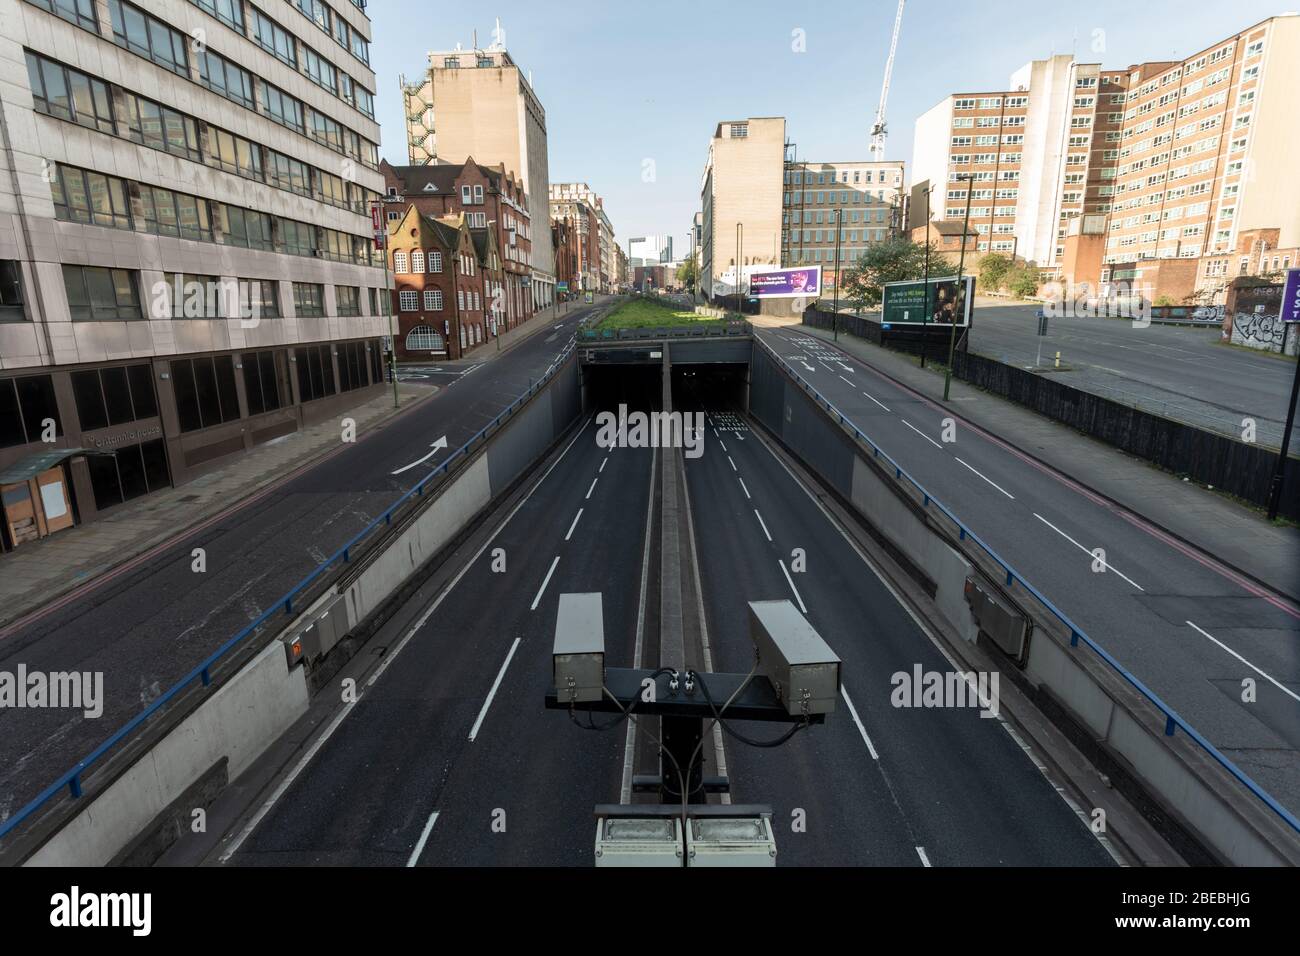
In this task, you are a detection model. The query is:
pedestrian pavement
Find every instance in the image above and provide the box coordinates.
[0,302,591,631]
[760,315,1300,602]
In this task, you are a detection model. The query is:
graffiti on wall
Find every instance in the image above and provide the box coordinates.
[1230,310,1299,356]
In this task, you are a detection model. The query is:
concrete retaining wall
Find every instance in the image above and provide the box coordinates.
[26,640,307,866]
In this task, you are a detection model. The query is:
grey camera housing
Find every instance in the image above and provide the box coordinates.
[553,592,605,703]
[747,600,840,716]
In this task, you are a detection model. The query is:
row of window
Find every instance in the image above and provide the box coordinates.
[50,162,377,267]
[28,0,379,169]
[397,289,485,313]
[392,250,445,274]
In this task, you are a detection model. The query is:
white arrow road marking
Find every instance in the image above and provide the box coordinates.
[391,436,449,475]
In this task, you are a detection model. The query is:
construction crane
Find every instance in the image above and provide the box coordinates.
[869,0,906,162]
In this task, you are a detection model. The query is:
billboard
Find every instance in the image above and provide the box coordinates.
[881,275,974,327]
[748,266,822,298]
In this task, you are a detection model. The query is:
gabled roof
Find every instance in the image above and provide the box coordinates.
[383,156,509,197]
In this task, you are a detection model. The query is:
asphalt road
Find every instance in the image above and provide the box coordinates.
[678,396,1114,866]
[220,421,656,865]
[967,303,1298,448]
[756,326,1300,819]
[0,302,603,826]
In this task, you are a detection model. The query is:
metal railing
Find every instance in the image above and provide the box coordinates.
[0,340,578,844]
[753,334,1300,837]
[578,320,751,342]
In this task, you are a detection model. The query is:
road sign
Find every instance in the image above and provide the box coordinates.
[1281,268,1300,323]
[556,281,569,293]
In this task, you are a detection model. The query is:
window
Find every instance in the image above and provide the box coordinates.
[26,52,114,134]
[423,290,442,310]
[370,288,390,315]
[335,285,360,316]
[240,279,280,320]
[221,206,274,250]
[87,437,169,509]
[108,1,189,77]
[0,261,25,322]
[428,251,443,273]
[28,0,98,32]
[302,45,337,95]
[267,151,311,196]
[62,266,139,322]
[277,218,314,257]
[336,341,366,392]
[262,83,305,133]
[473,185,484,204]
[123,93,201,161]
[399,290,418,311]
[296,0,330,33]
[0,374,61,448]
[730,123,748,138]
[170,355,240,431]
[198,49,255,109]
[309,109,343,152]
[252,9,297,67]
[394,251,409,273]
[406,326,444,351]
[411,250,425,273]
[207,126,263,180]
[294,344,336,402]
[316,168,347,207]
[293,282,325,317]
[138,185,213,242]
[242,350,282,416]
[71,363,157,430]
[51,165,132,230]
[165,273,225,318]
[189,0,243,30]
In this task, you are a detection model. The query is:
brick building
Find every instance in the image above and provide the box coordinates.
[387,207,488,360]
[382,159,532,329]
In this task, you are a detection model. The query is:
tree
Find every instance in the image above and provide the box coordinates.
[840,238,957,310]
[675,257,699,290]
[977,253,1013,292]
[1004,264,1039,299]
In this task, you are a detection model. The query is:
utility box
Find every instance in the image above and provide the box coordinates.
[594,817,682,867]
[686,816,777,867]
[553,592,605,703]
[748,600,840,716]
[964,577,1029,661]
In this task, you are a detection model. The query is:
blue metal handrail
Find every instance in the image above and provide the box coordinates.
[0,341,578,843]
[754,335,1300,836]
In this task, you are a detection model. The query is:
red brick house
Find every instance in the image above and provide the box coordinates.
[382,158,534,331]
[388,207,489,361]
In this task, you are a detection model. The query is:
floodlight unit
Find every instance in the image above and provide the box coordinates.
[748,600,841,716]
[553,592,605,703]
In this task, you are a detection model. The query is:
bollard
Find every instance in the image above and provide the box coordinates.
[1054,350,1061,369]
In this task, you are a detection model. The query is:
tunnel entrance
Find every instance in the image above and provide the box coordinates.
[584,363,662,414]
[672,364,747,416]
[582,360,749,418]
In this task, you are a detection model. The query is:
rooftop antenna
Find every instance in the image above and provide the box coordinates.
[870,0,905,162]
[491,17,506,50]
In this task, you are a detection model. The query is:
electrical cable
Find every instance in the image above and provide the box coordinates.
[694,669,811,748]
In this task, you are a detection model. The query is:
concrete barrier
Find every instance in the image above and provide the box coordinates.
[748,340,1300,865]
[25,640,307,867]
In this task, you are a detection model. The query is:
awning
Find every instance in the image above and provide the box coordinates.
[0,448,112,485]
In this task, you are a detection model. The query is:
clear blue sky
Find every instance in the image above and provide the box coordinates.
[370,1,1287,255]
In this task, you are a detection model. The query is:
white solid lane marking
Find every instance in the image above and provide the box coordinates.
[719,439,727,452]
[738,477,751,499]
[530,556,561,610]
[901,419,942,449]
[916,846,932,867]
[840,684,879,760]
[391,436,449,475]
[727,456,737,472]
[565,508,583,541]
[1186,621,1300,704]
[407,810,440,867]
[754,510,773,542]
[599,456,608,473]
[1033,513,1144,591]
[839,374,855,386]
[838,362,853,373]
[862,390,891,412]
[954,457,1015,499]
[778,559,807,613]
[468,637,522,741]
[586,477,598,499]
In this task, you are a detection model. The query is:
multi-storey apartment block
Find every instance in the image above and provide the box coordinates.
[781,159,905,292]
[0,0,388,549]
[401,41,555,309]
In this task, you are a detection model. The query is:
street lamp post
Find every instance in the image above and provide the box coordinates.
[832,207,843,341]
[922,183,933,368]
[943,174,975,401]
[371,199,398,409]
